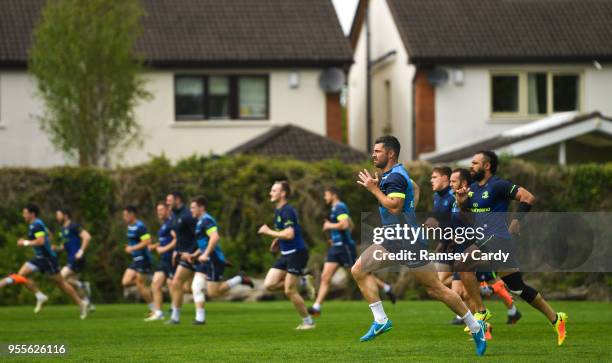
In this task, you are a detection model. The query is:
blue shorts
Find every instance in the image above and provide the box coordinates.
[194,255,226,282]
[128,257,152,273]
[272,249,309,275]
[174,252,196,271]
[27,256,60,275]
[155,258,176,278]
[66,256,85,273]
[326,244,357,267]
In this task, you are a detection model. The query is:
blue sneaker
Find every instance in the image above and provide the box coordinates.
[471,320,487,356]
[359,319,393,342]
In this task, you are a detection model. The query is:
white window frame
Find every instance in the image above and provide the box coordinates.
[490,70,583,120]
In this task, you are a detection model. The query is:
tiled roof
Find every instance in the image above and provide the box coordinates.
[227,124,368,163]
[0,0,353,67]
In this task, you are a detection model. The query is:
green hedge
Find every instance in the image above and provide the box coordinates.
[0,156,610,304]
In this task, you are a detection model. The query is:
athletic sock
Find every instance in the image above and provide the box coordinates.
[455,314,462,319]
[312,302,321,311]
[462,311,481,334]
[148,303,156,311]
[35,291,47,300]
[171,306,181,321]
[492,280,514,307]
[226,275,242,289]
[507,305,517,316]
[82,297,90,305]
[382,284,392,293]
[195,308,205,322]
[303,315,314,325]
[369,301,388,324]
[74,280,84,289]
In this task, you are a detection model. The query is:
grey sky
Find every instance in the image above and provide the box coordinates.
[332,0,359,34]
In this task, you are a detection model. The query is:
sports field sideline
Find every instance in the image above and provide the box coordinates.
[1,300,610,362]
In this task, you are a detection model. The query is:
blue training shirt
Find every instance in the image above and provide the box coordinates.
[194,213,225,262]
[29,218,56,258]
[274,204,307,255]
[157,216,174,262]
[58,222,82,259]
[378,163,417,226]
[467,175,520,240]
[127,220,151,260]
[329,201,354,247]
[432,186,454,230]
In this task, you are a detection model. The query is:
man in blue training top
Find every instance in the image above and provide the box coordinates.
[259,181,315,330]
[189,196,254,325]
[454,150,567,346]
[0,204,89,319]
[145,201,176,321]
[424,166,455,285]
[121,206,154,314]
[54,208,93,310]
[352,136,486,356]
[166,191,198,324]
[308,186,397,317]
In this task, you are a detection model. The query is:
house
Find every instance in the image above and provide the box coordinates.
[347,0,612,162]
[0,0,352,167]
[227,124,368,163]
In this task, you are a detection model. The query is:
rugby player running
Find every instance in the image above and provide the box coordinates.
[352,136,486,356]
[455,151,566,346]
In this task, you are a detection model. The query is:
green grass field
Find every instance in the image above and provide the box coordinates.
[0,300,610,362]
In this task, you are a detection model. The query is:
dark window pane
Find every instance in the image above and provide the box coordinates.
[239,77,267,118]
[492,75,519,113]
[209,76,229,118]
[175,76,204,118]
[528,73,547,114]
[553,75,579,112]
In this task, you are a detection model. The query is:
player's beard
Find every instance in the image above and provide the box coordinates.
[472,169,485,182]
[374,155,388,169]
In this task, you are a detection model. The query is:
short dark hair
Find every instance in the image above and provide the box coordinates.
[432,166,452,179]
[24,203,40,216]
[374,135,401,158]
[124,205,138,215]
[193,196,208,208]
[325,186,340,197]
[476,150,499,174]
[452,168,472,185]
[275,180,291,198]
[171,191,184,202]
[57,208,71,218]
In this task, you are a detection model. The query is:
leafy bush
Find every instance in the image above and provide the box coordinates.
[0,156,610,304]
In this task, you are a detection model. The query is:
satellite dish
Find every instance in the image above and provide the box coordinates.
[319,68,345,93]
[427,69,449,87]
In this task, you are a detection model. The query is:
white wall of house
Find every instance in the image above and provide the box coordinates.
[433,64,612,153]
[0,69,327,167]
[348,0,415,158]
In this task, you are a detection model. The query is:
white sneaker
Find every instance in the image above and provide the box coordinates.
[144,313,165,322]
[34,295,48,314]
[80,301,90,320]
[295,322,316,330]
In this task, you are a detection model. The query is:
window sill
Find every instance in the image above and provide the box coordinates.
[171,120,271,128]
